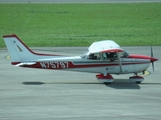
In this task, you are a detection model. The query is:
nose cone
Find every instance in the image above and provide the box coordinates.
[151,57,158,62]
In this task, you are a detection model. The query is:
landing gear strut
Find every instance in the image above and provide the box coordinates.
[96,74,114,84]
[129,73,144,84]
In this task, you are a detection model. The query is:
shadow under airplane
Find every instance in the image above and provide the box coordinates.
[22,78,143,90]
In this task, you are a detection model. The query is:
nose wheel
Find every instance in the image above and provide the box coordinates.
[129,74,144,84]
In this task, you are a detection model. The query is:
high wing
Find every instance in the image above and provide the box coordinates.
[88,40,123,53]
[88,40,123,72]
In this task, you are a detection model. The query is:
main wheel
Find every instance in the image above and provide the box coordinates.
[103,82,111,85]
[136,81,141,84]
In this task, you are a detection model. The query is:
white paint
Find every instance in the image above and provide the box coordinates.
[3,35,152,77]
[88,40,121,53]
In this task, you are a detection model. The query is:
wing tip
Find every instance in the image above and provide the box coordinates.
[101,48,123,53]
[3,34,18,38]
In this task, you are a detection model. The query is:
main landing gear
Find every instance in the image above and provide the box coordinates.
[96,73,144,84]
[96,74,114,84]
[129,73,144,84]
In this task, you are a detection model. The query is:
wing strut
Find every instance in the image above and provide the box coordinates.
[117,52,123,73]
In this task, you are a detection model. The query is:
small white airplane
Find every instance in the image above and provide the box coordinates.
[3,34,158,84]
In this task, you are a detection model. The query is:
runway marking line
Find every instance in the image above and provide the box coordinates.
[5,55,11,59]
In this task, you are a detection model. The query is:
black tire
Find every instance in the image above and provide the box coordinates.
[136,81,141,84]
[104,82,111,85]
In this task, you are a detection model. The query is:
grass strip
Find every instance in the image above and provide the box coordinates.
[0,3,161,47]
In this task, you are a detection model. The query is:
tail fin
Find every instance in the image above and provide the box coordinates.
[3,34,59,65]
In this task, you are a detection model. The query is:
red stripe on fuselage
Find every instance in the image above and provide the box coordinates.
[11,62,21,65]
[101,48,123,53]
[128,54,151,60]
[12,61,150,69]
[128,54,158,62]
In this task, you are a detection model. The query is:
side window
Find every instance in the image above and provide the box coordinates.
[102,53,108,60]
[88,53,101,60]
[102,52,117,60]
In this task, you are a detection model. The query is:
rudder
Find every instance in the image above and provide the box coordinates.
[3,34,60,64]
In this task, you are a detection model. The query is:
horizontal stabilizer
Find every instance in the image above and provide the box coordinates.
[15,62,36,67]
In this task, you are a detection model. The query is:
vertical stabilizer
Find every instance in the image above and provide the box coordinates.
[3,34,59,64]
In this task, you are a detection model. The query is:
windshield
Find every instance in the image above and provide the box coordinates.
[80,52,88,58]
[80,50,129,59]
[121,50,129,58]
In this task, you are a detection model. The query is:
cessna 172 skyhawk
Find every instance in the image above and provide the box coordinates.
[3,34,158,84]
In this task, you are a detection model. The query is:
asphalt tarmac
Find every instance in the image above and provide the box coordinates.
[0,46,161,120]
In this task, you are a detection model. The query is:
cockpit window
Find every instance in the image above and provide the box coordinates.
[102,52,117,60]
[102,51,129,60]
[88,53,101,60]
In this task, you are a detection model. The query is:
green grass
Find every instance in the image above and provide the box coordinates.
[0,3,161,47]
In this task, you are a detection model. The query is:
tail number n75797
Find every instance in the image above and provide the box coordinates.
[40,62,69,69]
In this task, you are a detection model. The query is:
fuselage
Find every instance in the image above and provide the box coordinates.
[3,34,158,84]
[12,53,157,75]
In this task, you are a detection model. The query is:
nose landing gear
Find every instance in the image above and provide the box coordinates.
[129,73,144,84]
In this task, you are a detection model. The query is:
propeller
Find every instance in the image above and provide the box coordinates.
[151,46,154,72]
[150,46,158,72]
